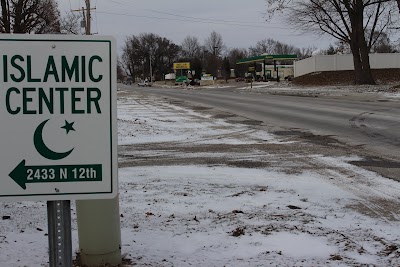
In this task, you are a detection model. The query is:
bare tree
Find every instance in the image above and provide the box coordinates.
[60,12,82,35]
[121,33,180,81]
[222,56,231,82]
[204,31,225,56]
[0,0,61,33]
[248,39,277,56]
[249,38,302,56]
[117,60,126,81]
[248,38,313,64]
[227,48,248,78]
[266,0,398,85]
[121,43,133,78]
[370,31,395,52]
[181,36,202,59]
[1,0,10,32]
[204,31,225,77]
[298,46,315,59]
[156,36,180,79]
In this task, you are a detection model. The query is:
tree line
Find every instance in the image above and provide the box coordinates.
[120,31,318,82]
[121,16,399,84]
[121,0,400,85]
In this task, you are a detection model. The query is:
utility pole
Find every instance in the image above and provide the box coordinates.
[71,0,96,35]
[149,51,153,83]
[213,46,218,79]
[85,0,91,35]
[75,1,122,266]
[142,59,145,80]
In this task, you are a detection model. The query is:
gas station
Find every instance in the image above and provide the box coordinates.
[236,54,297,81]
[173,62,191,83]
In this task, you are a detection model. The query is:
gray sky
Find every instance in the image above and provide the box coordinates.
[59,0,333,53]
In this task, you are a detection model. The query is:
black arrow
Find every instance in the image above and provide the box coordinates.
[9,160,102,190]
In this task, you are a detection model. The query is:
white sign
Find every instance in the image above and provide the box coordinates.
[0,34,117,201]
[201,75,214,81]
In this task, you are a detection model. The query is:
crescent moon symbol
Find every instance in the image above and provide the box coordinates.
[34,119,74,160]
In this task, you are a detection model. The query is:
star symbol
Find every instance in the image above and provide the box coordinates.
[61,120,75,134]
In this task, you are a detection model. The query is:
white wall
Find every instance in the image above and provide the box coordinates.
[294,53,400,77]
[294,57,315,77]
[336,55,354,70]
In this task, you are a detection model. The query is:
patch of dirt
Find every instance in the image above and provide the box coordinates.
[349,157,400,168]
[329,254,343,261]
[169,100,184,105]
[293,69,400,86]
[273,130,304,136]
[231,227,245,237]
[191,106,213,111]
[274,130,345,147]
[381,245,399,256]
[227,160,270,168]
[212,113,237,119]
[226,119,263,126]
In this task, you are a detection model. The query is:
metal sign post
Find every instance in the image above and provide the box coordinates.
[47,201,72,267]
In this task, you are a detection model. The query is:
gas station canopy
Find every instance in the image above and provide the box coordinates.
[236,54,297,65]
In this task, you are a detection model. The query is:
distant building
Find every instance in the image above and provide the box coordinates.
[236,54,297,81]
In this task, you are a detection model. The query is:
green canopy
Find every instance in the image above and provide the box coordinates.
[236,54,297,65]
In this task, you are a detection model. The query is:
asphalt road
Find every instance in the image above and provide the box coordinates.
[120,83,400,162]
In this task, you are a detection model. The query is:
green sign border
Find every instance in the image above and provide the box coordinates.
[0,37,114,198]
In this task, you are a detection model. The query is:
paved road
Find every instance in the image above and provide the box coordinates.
[120,84,400,161]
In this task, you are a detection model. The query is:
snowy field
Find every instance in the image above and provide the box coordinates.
[160,80,400,100]
[1,89,400,266]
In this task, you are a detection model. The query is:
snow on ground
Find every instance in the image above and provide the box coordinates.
[236,81,400,99]
[117,92,400,266]
[119,166,346,266]
[385,93,400,99]
[152,80,400,99]
[1,90,400,266]
[118,96,279,146]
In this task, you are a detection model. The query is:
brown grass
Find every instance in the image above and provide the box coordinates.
[293,69,400,86]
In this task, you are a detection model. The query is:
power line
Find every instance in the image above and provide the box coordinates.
[105,0,282,26]
[143,9,268,25]
[109,0,126,5]
[96,11,292,30]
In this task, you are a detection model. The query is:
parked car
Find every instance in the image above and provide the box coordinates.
[138,80,152,87]
[284,75,294,81]
[186,79,200,86]
[123,77,133,85]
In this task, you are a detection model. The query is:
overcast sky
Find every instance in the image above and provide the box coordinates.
[58,0,334,53]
